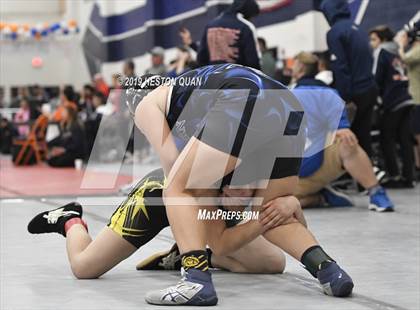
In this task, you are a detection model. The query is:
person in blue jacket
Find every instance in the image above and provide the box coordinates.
[197,0,261,69]
[291,52,394,212]
[320,0,377,157]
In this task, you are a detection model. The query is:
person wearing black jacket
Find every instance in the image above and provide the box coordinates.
[48,103,86,167]
[197,0,261,69]
[370,25,415,188]
[83,91,104,158]
[320,0,377,157]
[0,117,17,154]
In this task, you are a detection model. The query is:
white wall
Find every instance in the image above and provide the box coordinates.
[258,10,329,57]
[0,1,330,103]
[0,39,90,89]
[0,0,63,24]
[0,0,93,103]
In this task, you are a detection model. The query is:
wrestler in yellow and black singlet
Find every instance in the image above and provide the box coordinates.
[108,169,169,248]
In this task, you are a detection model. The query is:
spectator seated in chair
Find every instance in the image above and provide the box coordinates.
[0,117,17,154]
[47,103,86,168]
[13,98,31,137]
[84,91,105,156]
[52,86,78,123]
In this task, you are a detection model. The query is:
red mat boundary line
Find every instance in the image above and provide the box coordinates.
[0,185,24,196]
[0,158,133,198]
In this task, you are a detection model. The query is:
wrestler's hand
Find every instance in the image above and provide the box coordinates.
[259,196,301,229]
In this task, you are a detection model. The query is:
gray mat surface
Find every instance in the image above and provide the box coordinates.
[1,187,419,310]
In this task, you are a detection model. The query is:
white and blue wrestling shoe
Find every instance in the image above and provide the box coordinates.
[368,187,394,212]
[145,268,218,306]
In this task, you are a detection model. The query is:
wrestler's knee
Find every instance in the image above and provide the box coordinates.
[257,252,286,273]
[237,252,286,274]
[70,257,101,279]
[339,141,359,159]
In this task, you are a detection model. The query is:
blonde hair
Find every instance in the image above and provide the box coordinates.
[295,52,319,77]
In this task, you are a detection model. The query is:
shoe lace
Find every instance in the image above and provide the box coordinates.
[161,270,188,295]
[175,269,197,290]
[43,208,79,224]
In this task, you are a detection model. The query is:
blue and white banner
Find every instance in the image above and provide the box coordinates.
[82,0,306,67]
[82,0,419,73]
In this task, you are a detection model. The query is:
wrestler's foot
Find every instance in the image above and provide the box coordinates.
[27,202,83,236]
[145,269,218,306]
[368,187,394,212]
[321,186,354,207]
[136,243,180,270]
[317,261,354,297]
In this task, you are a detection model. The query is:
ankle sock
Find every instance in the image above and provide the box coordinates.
[368,184,382,196]
[301,245,335,278]
[181,250,209,272]
[64,218,88,236]
[206,248,213,268]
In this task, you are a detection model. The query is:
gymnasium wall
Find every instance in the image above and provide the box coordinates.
[1,0,418,97]
[84,0,420,81]
[0,0,93,100]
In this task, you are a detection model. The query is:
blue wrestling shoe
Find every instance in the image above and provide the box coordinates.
[317,262,354,297]
[145,268,218,306]
[368,187,394,212]
[321,186,354,207]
